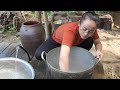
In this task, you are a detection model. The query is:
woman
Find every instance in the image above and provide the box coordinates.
[35,11,103,72]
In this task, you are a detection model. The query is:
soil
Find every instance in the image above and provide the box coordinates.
[0,31,20,43]
[90,28,120,79]
[1,27,120,79]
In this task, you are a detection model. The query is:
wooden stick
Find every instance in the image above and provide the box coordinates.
[20,11,27,21]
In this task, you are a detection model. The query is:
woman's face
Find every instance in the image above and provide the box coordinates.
[79,19,97,39]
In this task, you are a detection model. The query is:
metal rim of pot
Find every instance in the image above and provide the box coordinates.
[41,51,100,74]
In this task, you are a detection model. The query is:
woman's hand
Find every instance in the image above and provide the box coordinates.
[96,50,103,60]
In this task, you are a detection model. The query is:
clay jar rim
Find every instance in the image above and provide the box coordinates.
[22,21,40,27]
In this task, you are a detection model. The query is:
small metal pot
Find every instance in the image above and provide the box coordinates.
[0,45,35,79]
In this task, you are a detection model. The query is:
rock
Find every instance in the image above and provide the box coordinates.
[68,16,81,22]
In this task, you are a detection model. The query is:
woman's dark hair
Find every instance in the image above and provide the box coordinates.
[80,11,100,27]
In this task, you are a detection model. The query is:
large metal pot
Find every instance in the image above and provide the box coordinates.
[41,46,99,79]
[0,45,35,79]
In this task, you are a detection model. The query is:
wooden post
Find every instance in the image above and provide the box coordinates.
[42,11,50,40]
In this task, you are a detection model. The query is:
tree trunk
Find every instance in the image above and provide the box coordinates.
[42,11,50,40]
[110,11,120,27]
[36,11,42,23]
[21,11,27,21]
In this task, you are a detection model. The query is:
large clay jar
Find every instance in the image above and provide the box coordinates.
[19,21,45,57]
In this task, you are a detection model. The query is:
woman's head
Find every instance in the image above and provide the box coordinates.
[79,11,100,39]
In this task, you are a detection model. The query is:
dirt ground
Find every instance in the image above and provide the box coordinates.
[1,27,120,79]
[90,28,120,79]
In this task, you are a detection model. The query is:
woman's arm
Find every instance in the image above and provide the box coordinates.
[59,45,70,72]
[94,38,103,60]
